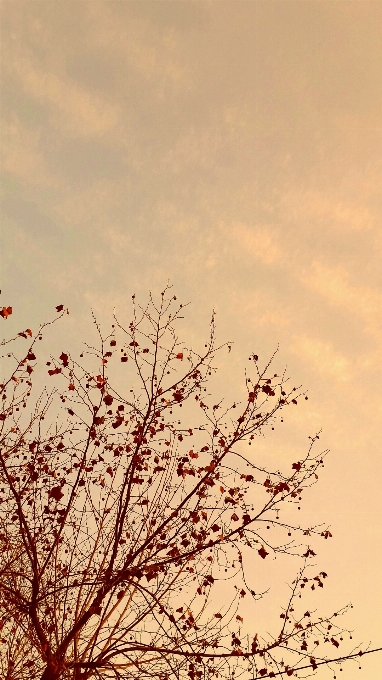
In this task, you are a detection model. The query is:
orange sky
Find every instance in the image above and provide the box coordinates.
[1,2,382,677]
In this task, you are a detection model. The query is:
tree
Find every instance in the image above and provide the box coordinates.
[0,289,380,680]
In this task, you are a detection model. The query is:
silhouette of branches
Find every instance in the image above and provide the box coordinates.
[0,290,380,680]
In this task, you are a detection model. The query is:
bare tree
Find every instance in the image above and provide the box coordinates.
[0,290,380,680]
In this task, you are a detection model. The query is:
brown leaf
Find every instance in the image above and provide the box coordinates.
[60,352,69,367]
[258,546,269,559]
[48,368,62,376]
[49,487,64,502]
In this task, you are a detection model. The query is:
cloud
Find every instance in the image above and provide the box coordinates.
[290,334,353,382]
[9,56,119,138]
[85,3,191,95]
[301,262,382,334]
[161,122,236,175]
[52,179,124,227]
[227,222,282,265]
[281,189,376,232]
[2,115,57,187]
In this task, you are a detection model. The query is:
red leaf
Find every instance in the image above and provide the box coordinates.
[0,307,12,319]
[56,305,64,312]
[258,546,269,559]
[106,467,113,477]
[292,462,301,471]
[176,353,183,360]
[68,384,75,391]
[103,394,113,405]
[259,671,267,677]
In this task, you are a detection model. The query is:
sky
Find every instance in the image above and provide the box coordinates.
[1,1,382,677]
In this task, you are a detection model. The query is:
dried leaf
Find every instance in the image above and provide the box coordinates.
[258,546,269,559]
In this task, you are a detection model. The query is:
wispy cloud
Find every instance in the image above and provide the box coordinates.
[290,334,353,382]
[86,3,191,95]
[2,115,57,187]
[282,189,376,232]
[301,262,382,334]
[8,55,119,138]
[227,222,282,265]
